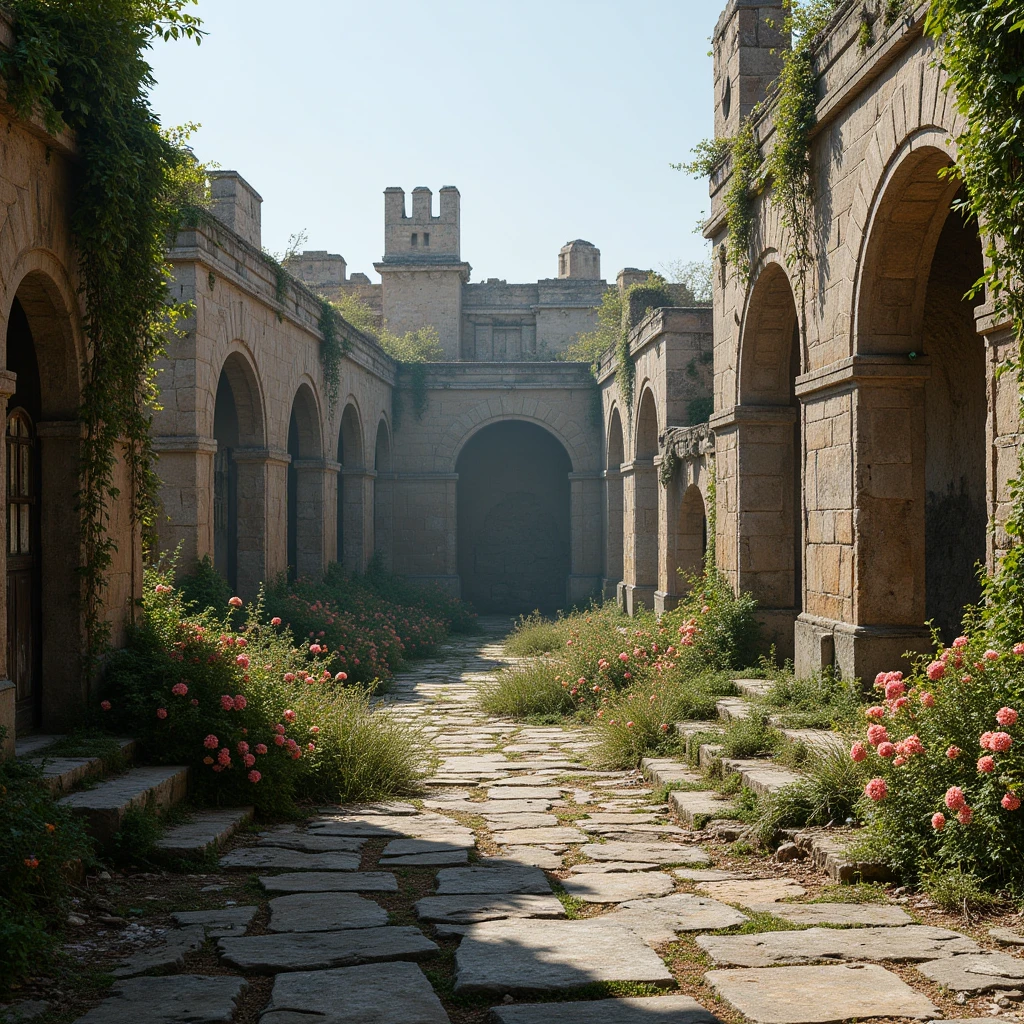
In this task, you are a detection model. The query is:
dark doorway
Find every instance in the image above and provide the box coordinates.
[213,370,239,590]
[456,421,571,613]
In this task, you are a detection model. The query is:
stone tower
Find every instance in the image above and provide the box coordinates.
[374,186,471,359]
[558,239,601,280]
[713,0,788,140]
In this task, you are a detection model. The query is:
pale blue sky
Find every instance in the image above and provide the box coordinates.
[148,0,722,285]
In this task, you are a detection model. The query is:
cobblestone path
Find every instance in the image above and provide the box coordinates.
[71,619,1024,1024]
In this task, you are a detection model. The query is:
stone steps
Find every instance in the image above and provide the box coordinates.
[21,736,138,795]
[58,764,190,844]
[715,696,751,722]
[156,806,254,859]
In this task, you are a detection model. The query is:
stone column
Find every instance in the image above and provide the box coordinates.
[293,458,338,580]
[151,435,218,567]
[232,446,288,597]
[341,468,374,573]
[373,470,394,571]
[36,420,87,732]
[621,458,658,614]
[0,369,17,756]
[568,471,602,606]
[602,467,624,599]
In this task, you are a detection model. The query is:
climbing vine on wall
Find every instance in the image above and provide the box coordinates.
[704,460,717,574]
[317,299,348,417]
[617,276,675,419]
[0,0,203,664]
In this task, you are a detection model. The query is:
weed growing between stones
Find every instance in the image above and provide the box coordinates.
[921,866,1003,919]
[750,665,863,731]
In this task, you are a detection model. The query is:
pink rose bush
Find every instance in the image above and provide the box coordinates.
[847,629,1024,886]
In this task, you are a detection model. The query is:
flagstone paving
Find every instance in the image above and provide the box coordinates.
[68,619,1024,1024]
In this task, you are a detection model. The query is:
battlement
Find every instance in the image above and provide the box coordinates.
[287,250,348,289]
[558,239,601,280]
[383,185,461,261]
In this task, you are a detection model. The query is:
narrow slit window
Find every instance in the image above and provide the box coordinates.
[423,232,430,246]
[411,233,418,247]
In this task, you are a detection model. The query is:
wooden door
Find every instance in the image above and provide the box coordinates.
[7,408,40,731]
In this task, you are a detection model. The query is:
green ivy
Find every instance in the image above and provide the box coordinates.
[705,459,718,574]
[317,299,348,418]
[0,0,202,663]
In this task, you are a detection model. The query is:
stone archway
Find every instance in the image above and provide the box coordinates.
[674,484,707,588]
[286,383,324,581]
[853,143,986,643]
[604,405,625,599]
[624,387,660,612]
[456,420,571,613]
[4,272,83,731]
[336,402,367,572]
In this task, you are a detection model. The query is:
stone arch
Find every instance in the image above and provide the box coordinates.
[456,420,572,612]
[634,385,659,458]
[336,400,366,572]
[287,382,325,580]
[734,260,802,616]
[852,134,986,640]
[4,265,86,731]
[373,416,393,570]
[625,387,660,610]
[674,484,708,587]
[213,348,266,591]
[604,403,625,595]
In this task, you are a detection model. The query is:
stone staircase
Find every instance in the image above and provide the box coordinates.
[19,734,251,854]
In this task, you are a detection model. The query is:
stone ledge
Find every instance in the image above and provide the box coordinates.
[793,826,894,883]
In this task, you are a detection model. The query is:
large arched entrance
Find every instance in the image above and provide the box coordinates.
[456,420,571,613]
[855,143,986,643]
[737,263,802,618]
[286,384,323,581]
[336,403,364,571]
[604,406,625,598]
[5,274,83,731]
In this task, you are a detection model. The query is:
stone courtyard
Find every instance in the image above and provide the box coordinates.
[15,620,1022,1024]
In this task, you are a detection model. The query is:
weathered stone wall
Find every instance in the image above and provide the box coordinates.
[708,0,1020,680]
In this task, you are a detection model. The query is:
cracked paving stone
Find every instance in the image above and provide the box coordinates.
[217,926,438,972]
[379,850,469,866]
[605,893,748,943]
[695,878,805,903]
[267,892,389,932]
[748,901,913,927]
[259,962,450,1024]
[257,832,366,854]
[453,918,675,994]
[112,925,205,977]
[915,951,1024,992]
[72,976,248,1024]
[705,963,939,1023]
[171,906,258,937]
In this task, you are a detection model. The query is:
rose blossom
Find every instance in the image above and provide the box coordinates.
[247,770,261,783]
[946,746,961,759]
[944,785,966,811]
[100,700,111,711]
[190,699,199,706]
[233,694,247,711]
[618,652,629,662]
[958,805,974,824]
[228,596,243,608]
[310,725,320,734]
[274,723,286,734]
[1014,643,1024,656]
[220,694,234,711]
[865,778,888,801]
[235,654,250,670]
[893,755,907,766]
[996,707,1019,727]
[989,731,1013,752]
[283,709,297,722]
[217,748,231,766]
[274,735,285,746]
[237,741,249,754]
[978,755,996,773]
[952,636,969,648]
[335,672,348,682]
[283,672,296,683]
[877,741,896,758]
[984,649,1000,661]
[919,691,936,708]
[850,741,868,762]
[926,660,945,681]
[1002,792,1021,811]
[866,706,885,720]
[255,743,268,755]
[271,617,282,627]
[867,723,889,746]
[171,682,188,696]
[885,680,906,700]
[204,735,218,749]
[243,753,256,767]
[888,697,911,714]
[874,672,887,689]
[931,813,946,830]
[156,707,168,719]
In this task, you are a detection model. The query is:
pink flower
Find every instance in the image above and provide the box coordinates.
[888,696,910,714]
[191,698,199,706]
[154,583,172,594]
[996,707,1018,727]
[926,661,945,681]
[874,672,887,689]
[865,778,888,801]
[203,756,214,765]
[866,706,885,720]
[660,723,669,732]
[984,649,1000,661]
[283,672,296,683]
[850,741,868,762]
[1013,643,1024,656]
[990,731,1013,752]
[220,694,234,711]
[243,753,256,767]
[867,724,889,747]
[217,748,231,766]
[229,596,243,608]
[310,726,320,735]
[893,755,907,766]
[952,636,969,648]
[100,700,112,711]
[919,692,935,708]
[235,654,250,670]
[307,742,315,751]
[978,755,996,773]
[309,644,322,654]
[1002,792,1021,811]
[626,721,634,729]
[945,786,967,811]
[233,694,247,711]
[946,745,961,759]
[931,813,946,831]
[271,617,282,627]
[335,672,348,682]
[237,741,249,754]
[283,709,296,723]
[171,682,188,697]
[958,805,974,825]
[212,764,224,772]
[877,741,896,758]
[156,707,168,719]
[274,723,286,734]
[274,735,285,746]
[618,652,629,662]
[885,680,906,700]
[247,770,261,783]
[255,743,268,755]
[204,735,219,749]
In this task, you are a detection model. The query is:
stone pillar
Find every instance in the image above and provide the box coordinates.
[151,435,217,567]
[568,471,602,606]
[654,455,677,616]
[232,447,287,597]
[293,458,337,580]
[622,458,658,614]
[36,420,86,732]
[602,467,624,599]
[0,369,16,756]
[341,468,374,573]
[373,470,394,571]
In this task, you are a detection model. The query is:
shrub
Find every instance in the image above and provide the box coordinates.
[922,865,1002,917]
[720,713,781,759]
[505,613,565,656]
[101,558,432,813]
[754,666,862,731]
[0,747,93,992]
[480,661,577,720]
[177,554,233,614]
